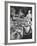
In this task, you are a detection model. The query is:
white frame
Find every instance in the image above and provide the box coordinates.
[5,1,36,45]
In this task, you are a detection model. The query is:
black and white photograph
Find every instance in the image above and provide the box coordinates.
[5,2,36,44]
[10,6,32,40]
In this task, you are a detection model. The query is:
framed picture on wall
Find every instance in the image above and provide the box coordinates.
[5,1,36,45]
